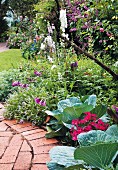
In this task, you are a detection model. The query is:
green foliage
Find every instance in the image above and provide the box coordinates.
[77,125,118,146]
[0,0,9,41]
[0,68,28,102]
[47,124,118,169]
[45,95,110,139]
[67,0,118,61]
[74,142,118,169]
[46,95,96,123]
[8,0,38,19]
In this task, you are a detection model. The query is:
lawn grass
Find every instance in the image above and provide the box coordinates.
[0,49,26,72]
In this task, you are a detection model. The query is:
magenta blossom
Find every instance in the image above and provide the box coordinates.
[34,70,42,76]
[100,28,104,32]
[106,32,111,37]
[12,81,21,87]
[34,98,46,106]
[20,84,29,88]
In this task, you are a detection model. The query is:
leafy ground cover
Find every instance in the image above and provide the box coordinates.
[0,49,26,71]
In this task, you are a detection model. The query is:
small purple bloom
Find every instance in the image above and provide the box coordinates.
[34,70,42,76]
[69,28,77,32]
[71,61,78,69]
[40,100,46,106]
[84,6,88,10]
[12,81,21,87]
[112,105,118,113]
[34,98,46,106]
[20,84,29,88]
[35,97,41,104]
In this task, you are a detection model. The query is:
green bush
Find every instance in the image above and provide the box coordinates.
[4,49,118,125]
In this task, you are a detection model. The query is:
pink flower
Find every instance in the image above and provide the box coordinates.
[99,40,103,43]
[106,32,111,37]
[72,119,79,125]
[12,81,21,87]
[100,28,104,32]
[84,125,92,132]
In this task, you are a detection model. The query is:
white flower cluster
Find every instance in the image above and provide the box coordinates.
[59,9,69,40]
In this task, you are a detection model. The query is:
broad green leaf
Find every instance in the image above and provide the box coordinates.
[74,143,118,169]
[45,110,62,121]
[84,95,96,108]
[91,104,107,118]
[62,122,73,129]
[47,162,64,170]
[63,103,94,122]
[49,146,84,167]
[106,125,118,138]
[57,97,82,112]
[47,161,85,170]
[45,127,67,138]
[77,129,118,147]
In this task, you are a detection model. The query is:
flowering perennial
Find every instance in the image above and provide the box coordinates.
[70,112,109,141]
[34,70,42,76]
[12,81,29,88]
[34,97,46,107]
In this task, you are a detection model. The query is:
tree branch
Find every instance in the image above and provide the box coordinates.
[60,35,118,80]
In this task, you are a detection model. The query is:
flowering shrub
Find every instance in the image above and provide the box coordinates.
[70,112,109,141]
[66,0,118,61]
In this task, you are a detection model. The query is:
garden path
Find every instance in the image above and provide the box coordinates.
[0,43,9,53]
[0,103,59,170]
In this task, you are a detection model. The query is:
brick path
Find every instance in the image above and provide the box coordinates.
[0,103,59,170]
[0,43,9,53]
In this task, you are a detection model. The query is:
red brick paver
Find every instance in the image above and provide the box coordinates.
[0,103,59,170]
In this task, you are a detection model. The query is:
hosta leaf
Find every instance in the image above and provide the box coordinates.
[91,104,107,118]
[49,146,84,167]
[74,142,118,169]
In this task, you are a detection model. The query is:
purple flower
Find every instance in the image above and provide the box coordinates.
[71,61,78,69]
[12,81,21,87]
[40,100,46,106]
[69,28,77,32]
[20,84,29,88]
[35,98,41,104]
[112,105,118,113]
[34,98,46,106]
[84,6,88,11]
[34,70,42,76]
